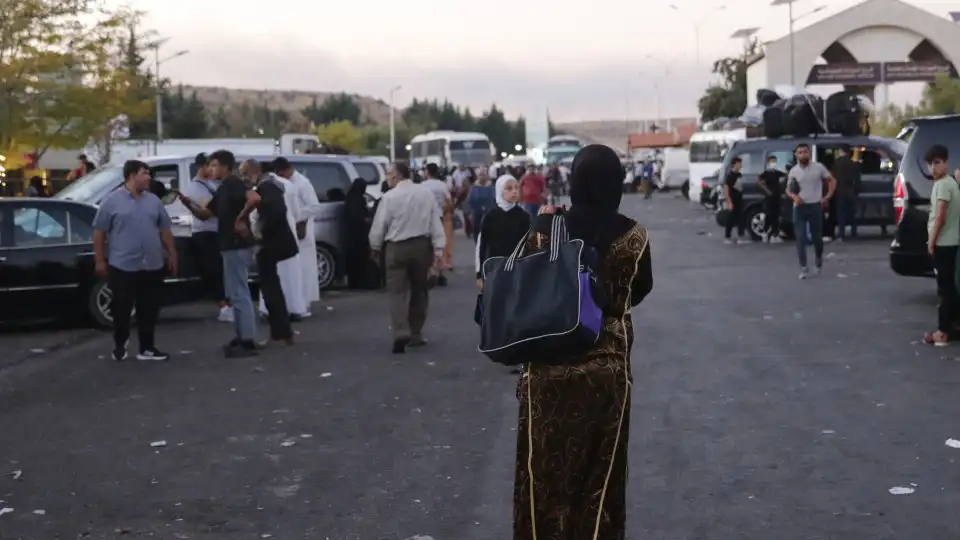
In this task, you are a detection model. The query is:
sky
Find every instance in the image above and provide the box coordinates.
[127,0,952,123]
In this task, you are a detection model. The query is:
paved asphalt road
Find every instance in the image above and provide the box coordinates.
[1,193,959,539]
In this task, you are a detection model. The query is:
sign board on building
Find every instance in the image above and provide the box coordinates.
[807,63,882,85]
[807,61,958,85]
[883,61,958,82]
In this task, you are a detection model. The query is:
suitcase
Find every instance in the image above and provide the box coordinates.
[826,91,865,136]
[756,89,780,107]
[784,94,825,137]
[763,107,785,138]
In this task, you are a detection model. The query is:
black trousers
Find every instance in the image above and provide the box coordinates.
[824,197,837,239]
[192,231,225,303]
[764,196,781,237]
[934,246,960,334]
[725,196,745,238]
[256,249,293,341]
[109,267,164,351]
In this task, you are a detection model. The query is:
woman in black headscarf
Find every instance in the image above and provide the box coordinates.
[342,178,376,289]
[513,144,653,540]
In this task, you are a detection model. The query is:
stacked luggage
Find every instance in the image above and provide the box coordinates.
[740,87,873,139]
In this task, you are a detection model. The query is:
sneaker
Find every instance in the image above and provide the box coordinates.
[799,267,809,280]
[218,307,234,323]
[771,236,784,244]
[813,265,822,277]
[137,349,170,361]
[224,341,258,358]
[736,238,751,245]
[724,239,734,245]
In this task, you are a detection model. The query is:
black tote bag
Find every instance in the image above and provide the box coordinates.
[478,215,604,366]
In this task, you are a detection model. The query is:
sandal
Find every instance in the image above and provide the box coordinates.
[924,331,949,347]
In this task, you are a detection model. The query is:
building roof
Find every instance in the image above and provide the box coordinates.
[627,124,697,149]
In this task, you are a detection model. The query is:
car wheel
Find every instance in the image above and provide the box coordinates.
[87,279,135,329]
[316,244,337,290]
[681,180,690,200]
[746,205,767,241]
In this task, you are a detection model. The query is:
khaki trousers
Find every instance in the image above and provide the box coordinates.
[385,237,432,340]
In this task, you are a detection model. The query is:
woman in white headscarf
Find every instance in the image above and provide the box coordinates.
[474,174,531,290]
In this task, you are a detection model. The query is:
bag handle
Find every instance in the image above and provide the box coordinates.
[504,214,567,271]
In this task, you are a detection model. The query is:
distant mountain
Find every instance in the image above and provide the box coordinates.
[181,85,395,126]
[180,85,695,148]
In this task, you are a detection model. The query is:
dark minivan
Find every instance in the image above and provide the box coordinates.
[717,134,904,240]
[889,115,960,277]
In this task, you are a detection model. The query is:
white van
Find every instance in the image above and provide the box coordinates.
[659,148,690,194]
[687,128,745,204]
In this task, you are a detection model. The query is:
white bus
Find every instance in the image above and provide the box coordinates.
[687,127,746,204]
[545,135,582,164]
[409,131,496,169]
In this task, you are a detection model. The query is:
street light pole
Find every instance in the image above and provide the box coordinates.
[789,1,795,86]
[150,39,188,150]
[669,3,726,67]
[388,85,401,162]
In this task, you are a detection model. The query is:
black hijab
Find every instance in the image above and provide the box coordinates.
[564,144,636,254]
[344,178,369,229]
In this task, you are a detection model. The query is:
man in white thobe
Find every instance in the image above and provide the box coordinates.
[272,157,321,313]
[256,172,307,318]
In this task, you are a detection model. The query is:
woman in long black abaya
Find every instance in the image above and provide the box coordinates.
[342,178,377,289]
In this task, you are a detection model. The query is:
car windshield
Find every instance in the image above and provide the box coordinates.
[54,166,123,204]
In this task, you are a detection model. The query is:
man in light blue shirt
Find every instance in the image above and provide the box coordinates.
[178,153,230,321]
[93,159,177,362]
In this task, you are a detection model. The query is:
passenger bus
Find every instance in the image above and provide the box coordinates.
[545,135,583,164]
[408,131,496,169]
[686,127,746,204]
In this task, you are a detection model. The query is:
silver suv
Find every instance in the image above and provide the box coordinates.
[54,154,359,289]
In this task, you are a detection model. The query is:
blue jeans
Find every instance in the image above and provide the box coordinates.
[222,248,257,342]
[522,202,540,217]
[793,203,824,268]
[835,196,857,239]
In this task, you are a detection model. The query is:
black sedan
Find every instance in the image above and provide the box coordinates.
[0,197,209,327]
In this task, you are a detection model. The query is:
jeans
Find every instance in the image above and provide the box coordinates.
[222,248,257,342]
[835,196,858,239]
[521,202,540,217]
[192,232,226,303]
[109,267,163,351]
[933,245,960,333]
[793,203,824,268]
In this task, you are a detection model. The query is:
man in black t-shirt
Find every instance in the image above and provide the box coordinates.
[204,150,261,357]
[757,155,787,243]
[724,157,746,243]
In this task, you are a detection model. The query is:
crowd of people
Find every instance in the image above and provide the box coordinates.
[91,143,657,538]
[721,143,868,279]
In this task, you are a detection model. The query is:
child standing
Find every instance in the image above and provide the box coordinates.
[925,144,960,346]
[475,175,531,289]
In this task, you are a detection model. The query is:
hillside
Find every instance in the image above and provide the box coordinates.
[181,85,394,126]
[180,84,693,148]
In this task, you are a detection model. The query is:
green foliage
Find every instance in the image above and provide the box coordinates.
[302,92,362,125]
[698,38,761,123]
[871,74,960,137]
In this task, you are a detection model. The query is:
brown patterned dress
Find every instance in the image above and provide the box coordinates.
[513,223,653,540]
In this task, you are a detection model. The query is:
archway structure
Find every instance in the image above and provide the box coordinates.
[746,0,960,104]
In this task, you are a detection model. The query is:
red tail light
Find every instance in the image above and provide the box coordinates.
[893,172,906,224]
[701,180,708,190]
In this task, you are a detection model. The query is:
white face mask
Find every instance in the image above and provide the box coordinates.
[767,163,778,170]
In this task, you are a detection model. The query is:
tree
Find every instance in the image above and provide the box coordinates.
[165,87,209,138]
[316,120,364,153]
[0,1,152,161]
[302,93,361,126]
[477,105,512,156]
[697,38,761,122]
